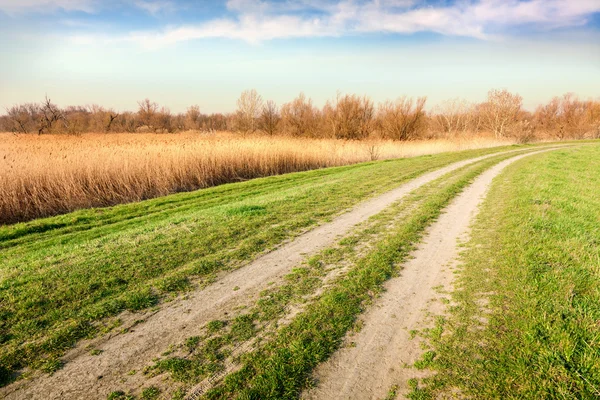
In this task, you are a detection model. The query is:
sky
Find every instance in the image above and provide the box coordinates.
[0,0,599,113]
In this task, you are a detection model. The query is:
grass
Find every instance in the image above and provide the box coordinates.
[411,144,600,398]
[0,144,532,386]
[0,132,515,224]
[144,152,518,395]
[198,151,537,399]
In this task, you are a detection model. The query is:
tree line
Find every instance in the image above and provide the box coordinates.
[2,89,599,141]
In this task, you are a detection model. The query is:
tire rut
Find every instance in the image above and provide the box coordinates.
[301,149,559,400]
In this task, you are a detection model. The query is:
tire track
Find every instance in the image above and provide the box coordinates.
[302,149,559,400]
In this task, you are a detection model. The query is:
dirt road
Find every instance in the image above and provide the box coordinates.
[302,150,555,400]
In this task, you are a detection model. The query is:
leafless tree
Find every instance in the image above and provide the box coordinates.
[365,140,381,161]
[260,100,280,135]
[235,89,263,134]
[137,99,159,132]
[106,111,119,132]
[6,103,39,133]
[155,106,175,133]
[378,96,427,141]
[433,98,475,135]
[324,93,374,139]
[114,111,138,133]
[63,105,90,134]
[280,93,321,137]
[480,89,522,138]
[185,105,202,130]
[38,96,67,134]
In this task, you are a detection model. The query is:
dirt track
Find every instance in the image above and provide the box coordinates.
[0,149,538,400]
[302,149,555,400]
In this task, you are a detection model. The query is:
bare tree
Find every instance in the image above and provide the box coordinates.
[559,93,588,139]
[85,104,117,133]
[365,140,381,161]
[433,98,474,135]
[38,96,67,134]
[480,89,522,138]
[155,106,175,133]
[235,89,263,134]
[63,105,90,134]
[106,110,119,132]
[137,99,159,132]
[185,105,202,130]
[114,111,139,133]
[6,103,39,134]
[280,93,321,137]
[324,93,375,139]
[378,96,427,141]
[260,100,280,135]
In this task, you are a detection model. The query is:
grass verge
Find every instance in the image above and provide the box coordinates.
[409,144,600,398]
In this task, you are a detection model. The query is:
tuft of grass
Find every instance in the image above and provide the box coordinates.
[413,145,600,398]
[140,386,160,400]
[185,336,201,352]
[206,320,226,334]
[383,384,399,400]
[407,379,430,400]
[226,205,267,216]
[413,351,436,370]
[39,358,63,374]
[107,391,135,400]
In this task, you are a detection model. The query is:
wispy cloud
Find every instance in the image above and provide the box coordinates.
[0,0,97,14]
[134,0,176,15]
[65,0,600,48]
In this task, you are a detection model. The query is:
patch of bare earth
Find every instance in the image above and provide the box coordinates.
[302,150,555,400]
[0,150,530,400]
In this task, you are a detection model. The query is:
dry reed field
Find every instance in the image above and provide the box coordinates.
[0,132,513,224]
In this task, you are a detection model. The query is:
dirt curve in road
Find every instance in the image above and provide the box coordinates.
[1,148,544,400]
[302,149,558,400]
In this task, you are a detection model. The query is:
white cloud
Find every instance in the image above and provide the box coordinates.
[468,0,600,28]
[66,0,600,47]
[0,0,96,14]
[119,14,338,48]
[134,0,175,15]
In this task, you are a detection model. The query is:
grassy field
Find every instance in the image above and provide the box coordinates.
[0,132,513,224]
[411,145,600,399]
[0,144,527,386]
[3,140,599,400]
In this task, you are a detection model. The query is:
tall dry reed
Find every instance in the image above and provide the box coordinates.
[0,132,514,224]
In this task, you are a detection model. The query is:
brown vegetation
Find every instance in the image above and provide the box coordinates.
[1,88,599,224]
[0,133,512,225]
[3,89,599,141]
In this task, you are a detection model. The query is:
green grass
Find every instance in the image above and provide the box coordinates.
[198,151,535,399]
[121,151,533,396]
[0,145,537,385]
[412,144,600,399]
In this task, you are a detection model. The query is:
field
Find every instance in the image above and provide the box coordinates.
[1,139,599,400]
[0,132,512,225]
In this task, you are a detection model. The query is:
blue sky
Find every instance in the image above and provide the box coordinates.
[1,0,599,113]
